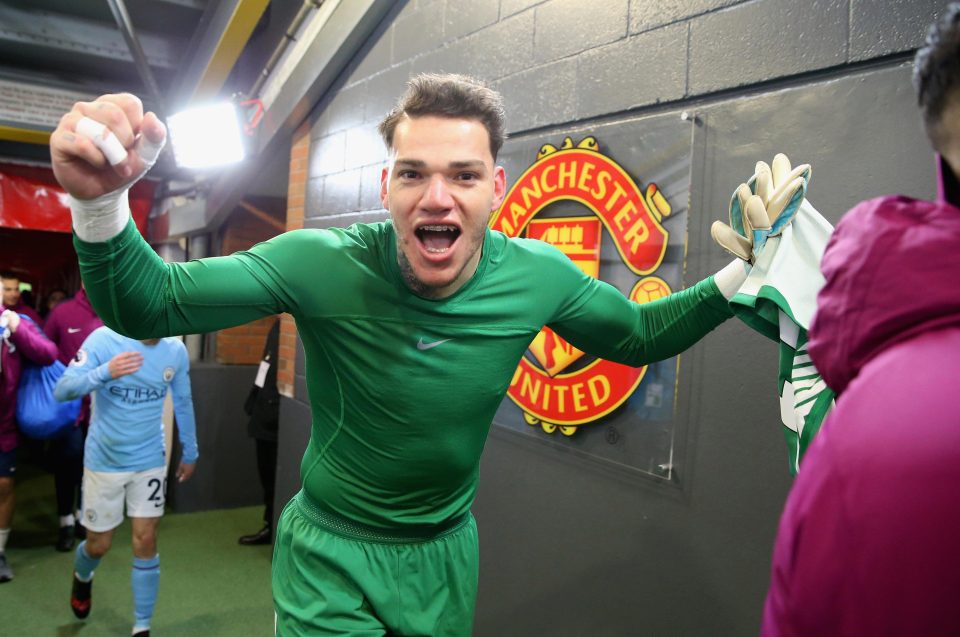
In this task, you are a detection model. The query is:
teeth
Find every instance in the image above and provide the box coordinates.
[417,224,457,254]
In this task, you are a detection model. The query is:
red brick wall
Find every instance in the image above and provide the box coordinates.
[215,196,285,365]
[216,318,277,363]
[277,121,310,398]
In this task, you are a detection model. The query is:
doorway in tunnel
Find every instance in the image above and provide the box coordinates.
[0,162,84,318]
[0,161,155,318]
[0,226,79,320]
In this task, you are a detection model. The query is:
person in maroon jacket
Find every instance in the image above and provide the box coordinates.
[43,286,102,551]
[0,306,58,582]
[762,5,960,636]
[40,289,67,321]
[1,272,42,326]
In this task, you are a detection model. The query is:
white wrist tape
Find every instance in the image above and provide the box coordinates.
[714,259,749,301]
[76,117,128,166]
[69,189,131,243]
[69,121,166,242]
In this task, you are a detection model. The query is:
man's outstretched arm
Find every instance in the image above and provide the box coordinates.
[550,260,743,367]
[73,222,292,338]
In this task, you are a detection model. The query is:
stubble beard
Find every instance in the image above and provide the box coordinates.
[397,246,432,298]
[395,233,483,300]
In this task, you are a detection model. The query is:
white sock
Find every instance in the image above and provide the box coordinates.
[60,514,75,528]
[0,527,10,553]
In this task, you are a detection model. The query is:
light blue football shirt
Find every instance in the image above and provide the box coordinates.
[55,326,198,472]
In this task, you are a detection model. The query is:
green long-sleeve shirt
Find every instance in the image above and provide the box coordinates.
[76,220,731,528]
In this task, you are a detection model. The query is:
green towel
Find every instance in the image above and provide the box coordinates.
[730,200,835,475]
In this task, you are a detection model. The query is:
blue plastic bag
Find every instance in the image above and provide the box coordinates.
[16,360,81,439]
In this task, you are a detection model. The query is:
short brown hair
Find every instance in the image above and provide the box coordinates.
[914,3,960,140]
[378,73,506,159]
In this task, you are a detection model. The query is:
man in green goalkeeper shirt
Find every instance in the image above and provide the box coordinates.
[50,74,749,636]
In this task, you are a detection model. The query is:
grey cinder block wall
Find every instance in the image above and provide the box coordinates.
[277,1,947,635]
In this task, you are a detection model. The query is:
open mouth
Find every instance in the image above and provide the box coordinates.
[415,224,461,254]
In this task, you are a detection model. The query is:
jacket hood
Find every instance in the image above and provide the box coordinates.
[808,192,960,394]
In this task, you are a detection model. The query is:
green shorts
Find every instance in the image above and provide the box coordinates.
[272,490,479,637]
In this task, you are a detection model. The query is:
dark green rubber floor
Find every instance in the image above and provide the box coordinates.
[3,458,275,636]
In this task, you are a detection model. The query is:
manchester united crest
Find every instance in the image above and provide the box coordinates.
[490,137,674,436]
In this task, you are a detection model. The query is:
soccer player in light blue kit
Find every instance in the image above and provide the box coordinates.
[54,326,198,637]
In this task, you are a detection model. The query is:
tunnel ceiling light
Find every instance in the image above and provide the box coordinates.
[166,102,245,169]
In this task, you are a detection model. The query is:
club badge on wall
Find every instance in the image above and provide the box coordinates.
[490,137,673,436]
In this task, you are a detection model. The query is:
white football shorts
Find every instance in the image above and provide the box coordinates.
[81,466,167,532]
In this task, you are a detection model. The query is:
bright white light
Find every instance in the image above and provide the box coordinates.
[167,102,245,169]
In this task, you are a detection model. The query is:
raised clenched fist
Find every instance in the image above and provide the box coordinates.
[50,93,166,201]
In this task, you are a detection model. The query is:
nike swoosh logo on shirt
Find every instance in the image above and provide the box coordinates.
[416,338,452,351]
[67,328,82,334]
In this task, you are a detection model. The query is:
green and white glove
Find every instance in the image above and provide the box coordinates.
[711,154,811,263]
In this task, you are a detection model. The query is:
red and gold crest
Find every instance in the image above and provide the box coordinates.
[490,137,674,435]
